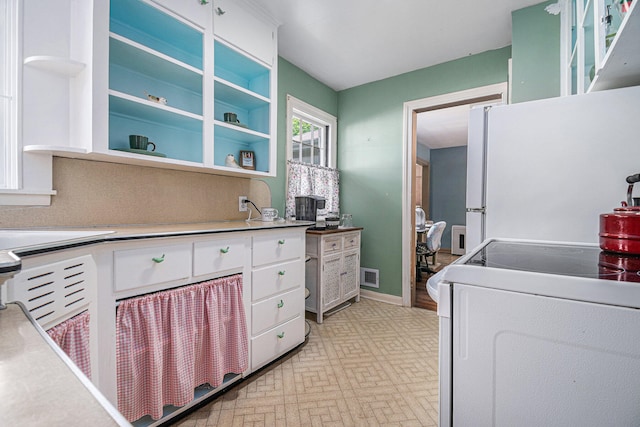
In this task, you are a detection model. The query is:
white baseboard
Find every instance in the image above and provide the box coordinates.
[360,288,404,306]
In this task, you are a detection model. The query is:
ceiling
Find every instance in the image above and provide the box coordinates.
[255,0,544,149]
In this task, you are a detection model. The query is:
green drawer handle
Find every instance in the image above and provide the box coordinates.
[277,300,284,308]
[220,246,230,254]
[152,254,165,263]
[277,332,285,339]
[278,239,285,245]
[278,270,286,276]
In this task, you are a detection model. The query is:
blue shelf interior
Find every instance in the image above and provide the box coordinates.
[214,41,270,98]
[110,0,203,70]
[214,93,269,135]
[214,126,269,172]
[110,38,203,115]
[109,96,203,163]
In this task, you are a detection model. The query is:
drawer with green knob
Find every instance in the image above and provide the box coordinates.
[251,286,304,335]
[251,315,304,371]
[113,242,191,292]
[252,230,303,266]
[193,236,249,277]
[251,259,303,301]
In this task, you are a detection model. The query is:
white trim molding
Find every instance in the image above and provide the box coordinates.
[360,288,403,306]
[401,83,509,307]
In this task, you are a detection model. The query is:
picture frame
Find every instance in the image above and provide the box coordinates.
[240,150,255,170]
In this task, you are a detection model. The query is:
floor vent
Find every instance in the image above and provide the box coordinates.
[360,267,379,288]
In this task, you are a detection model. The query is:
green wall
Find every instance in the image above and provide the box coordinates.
[511,1,561,102]
[261,58,339,213]
[263,1,561,299]
[337,47,511,297]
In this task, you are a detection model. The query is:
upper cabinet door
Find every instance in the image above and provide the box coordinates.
[213,0,276,66]
[151,0,212,29]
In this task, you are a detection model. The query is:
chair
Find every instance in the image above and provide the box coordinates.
[416,221,446,280]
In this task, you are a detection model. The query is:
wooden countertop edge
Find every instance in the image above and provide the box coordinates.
[305,227,363,235]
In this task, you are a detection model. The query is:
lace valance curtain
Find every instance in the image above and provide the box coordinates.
[286,160,339,218]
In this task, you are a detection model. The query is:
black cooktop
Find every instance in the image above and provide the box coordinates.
[465,241,640,282]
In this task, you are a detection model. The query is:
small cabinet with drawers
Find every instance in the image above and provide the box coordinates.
[250,229,306,370]
[305,228,363,323]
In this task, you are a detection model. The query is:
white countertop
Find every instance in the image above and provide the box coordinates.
[0,303,129,426]
[0,219,313,270]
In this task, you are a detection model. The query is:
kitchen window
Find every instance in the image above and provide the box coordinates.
[285,95,339,217]
[0,0,54,206]
[286,95,336,168]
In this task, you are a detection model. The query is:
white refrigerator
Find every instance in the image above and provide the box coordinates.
[465,85,640,250]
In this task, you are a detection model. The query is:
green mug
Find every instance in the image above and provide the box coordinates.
[129,135,156,151]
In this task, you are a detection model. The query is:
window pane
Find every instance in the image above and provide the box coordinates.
[289,104,334,168]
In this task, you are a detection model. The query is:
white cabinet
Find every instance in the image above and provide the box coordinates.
[22,0,278,177]
[213,0,276,66]
[250,228,306,371]
[90,226,305,423]
[305,229,362,323]
[565,0,640,93]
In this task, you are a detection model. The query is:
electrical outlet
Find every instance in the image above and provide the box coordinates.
[239,196,248,212]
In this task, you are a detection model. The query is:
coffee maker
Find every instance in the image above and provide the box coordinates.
[295,195,326,225]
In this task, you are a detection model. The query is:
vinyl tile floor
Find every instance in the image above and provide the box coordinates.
[173,298,440,426]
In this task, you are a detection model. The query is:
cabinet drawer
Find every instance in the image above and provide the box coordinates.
[252,287,304,335]
[253,231,303,266]
[114,243,191,292]
[251,315,304,370]
[193,237,247,277]
[343,233,360,250]
[323,236,343,254]
[252,259,303,301]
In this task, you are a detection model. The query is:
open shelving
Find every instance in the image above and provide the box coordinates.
[108,0,205,163]
[24,0,276,178]
[213,40,271,172]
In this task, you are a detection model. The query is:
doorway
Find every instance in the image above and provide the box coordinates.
[401,83,509,307]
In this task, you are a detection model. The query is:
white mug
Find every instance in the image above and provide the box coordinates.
[262,207,278,221]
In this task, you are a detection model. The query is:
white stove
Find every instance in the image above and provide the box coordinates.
[428,238,640,426]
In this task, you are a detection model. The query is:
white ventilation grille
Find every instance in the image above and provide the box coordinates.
[8,255,96,329]
[451,225,466,256]
[360,267,379,288]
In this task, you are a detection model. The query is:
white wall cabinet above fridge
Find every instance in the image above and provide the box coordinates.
[565,0,639,94]
[21,0,278,178]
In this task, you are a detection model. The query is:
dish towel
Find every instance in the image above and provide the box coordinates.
[46,310,92,379]
[116,274,248,422]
